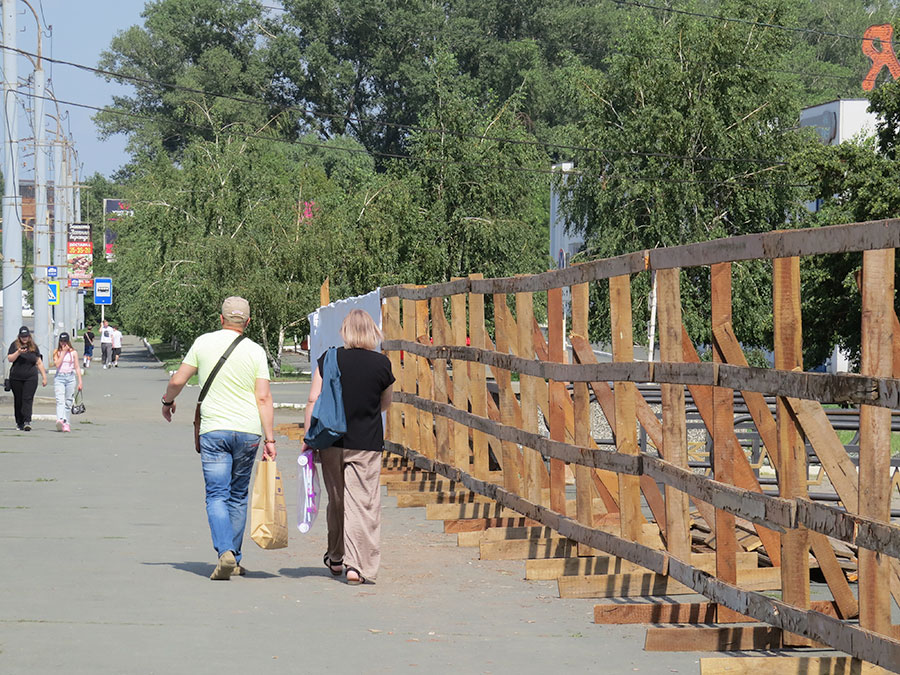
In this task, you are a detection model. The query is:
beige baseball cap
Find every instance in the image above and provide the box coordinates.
[221,296,250,322]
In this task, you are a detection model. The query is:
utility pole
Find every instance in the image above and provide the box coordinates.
[51,127,63,338]
[23,0,50,357]
[1,0,22,348]
[72,145,83,332]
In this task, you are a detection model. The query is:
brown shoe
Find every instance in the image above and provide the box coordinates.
[210,551,236,580]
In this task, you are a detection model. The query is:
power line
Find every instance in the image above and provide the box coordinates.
[0,43,792,168]
[609,0,889,45]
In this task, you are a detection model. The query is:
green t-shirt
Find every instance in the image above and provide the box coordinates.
[183,329,270,436]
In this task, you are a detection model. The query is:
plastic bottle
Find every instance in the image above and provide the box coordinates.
[297,449,320,533]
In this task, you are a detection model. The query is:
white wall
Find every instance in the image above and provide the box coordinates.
[307,288,382,369]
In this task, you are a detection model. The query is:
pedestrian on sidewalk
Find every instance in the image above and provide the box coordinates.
[99,320,113,368]
[306,309,394,585]
[161,296,276,581]
[6,326,48,431]
[53,332,83,433]
[111,326,123,367]
[82,325,95,368]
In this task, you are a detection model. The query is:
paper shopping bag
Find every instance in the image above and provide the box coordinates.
[250,459,288,550]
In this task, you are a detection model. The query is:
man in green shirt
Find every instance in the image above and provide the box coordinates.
[161,296,276,580]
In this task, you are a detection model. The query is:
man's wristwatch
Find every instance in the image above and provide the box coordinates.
[161,396,175,406]
[264,439,276,444]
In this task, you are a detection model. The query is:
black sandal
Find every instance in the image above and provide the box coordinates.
[323,554,344,576]
[345,566,365,585]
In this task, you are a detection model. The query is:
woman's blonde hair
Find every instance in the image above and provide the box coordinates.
[340,309,383,351]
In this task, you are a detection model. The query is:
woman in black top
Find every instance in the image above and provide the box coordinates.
[304,310,394,584]
[6,326,48,431]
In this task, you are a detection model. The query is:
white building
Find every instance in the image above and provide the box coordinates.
[549,162,584,270]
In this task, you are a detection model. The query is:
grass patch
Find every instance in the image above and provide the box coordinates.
[12,478,56,483]
[836,429,900,455]
[0,506,29,509]
[148,339,198,385]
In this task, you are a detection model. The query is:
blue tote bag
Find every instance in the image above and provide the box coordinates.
[304,347,347,449]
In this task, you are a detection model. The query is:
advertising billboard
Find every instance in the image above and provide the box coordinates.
[67,222,93,288]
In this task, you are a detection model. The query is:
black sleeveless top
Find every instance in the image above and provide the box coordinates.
[317,347,395,451]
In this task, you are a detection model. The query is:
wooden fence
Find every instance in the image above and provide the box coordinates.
[379,219,900,672]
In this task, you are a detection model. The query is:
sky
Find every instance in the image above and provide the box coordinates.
[13,0,146,179]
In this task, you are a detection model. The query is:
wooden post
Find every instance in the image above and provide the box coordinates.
[320,277,329,307]
[571,282,597,554]
[516,290,544,505]
[711,263,740,623]
[657,268,690,561]
[415,297,435,459]
[430,296,452,464]
[494,293,522,494]
[382,296,402,444]
[547,287,568,514]
[469,274,489,479]
[450,285,470,472]
[858,248,895,635]
[609,274,641,542]
[402,295,419,453]
[774,257,811,644]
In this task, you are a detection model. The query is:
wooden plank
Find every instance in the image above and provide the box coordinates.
[458,526,566,547]
[468,274,489,479]
[516,290,547,505]
[711,262,741,624]
[383,297,403,444]
[647,219,900,271]
[319,277,329,306]
[415,298,435,458]
[560,567,782,599]
[395,492,492,508]
[386,480,458,494]
[402,297,419,452]
[571,281,599,556]
[681,327,782,566]
[425,502,512,521]
[610,274,642,542]
[444,517,540,533]
[774,256,811,646]
[479,537,578,561]
[429,296,452,464]
[858,248,895,636]
[644,626,783,652]
[547,287,568,514]
[658,267,691,560]
[494,293,523,493]
[700,656,891,675]
[596,600,841,626]
[450,285,470,471]
[528,552,758,580]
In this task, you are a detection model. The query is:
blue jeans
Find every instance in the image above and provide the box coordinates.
[54,372,76,422]
[199,430,260,562]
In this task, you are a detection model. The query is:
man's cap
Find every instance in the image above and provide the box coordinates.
[18,326,30,338]
[59,332,70,342]
[222,296,250,322]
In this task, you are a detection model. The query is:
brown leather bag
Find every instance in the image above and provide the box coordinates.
[193,334,246,453]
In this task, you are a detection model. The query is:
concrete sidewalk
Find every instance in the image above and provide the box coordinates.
[0,337,703,674]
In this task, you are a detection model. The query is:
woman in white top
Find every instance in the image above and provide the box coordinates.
[53,332,83,432]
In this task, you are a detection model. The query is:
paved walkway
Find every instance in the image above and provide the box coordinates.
[0,337,704,674]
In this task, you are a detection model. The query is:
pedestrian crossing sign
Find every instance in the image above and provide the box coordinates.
[48,281,59,305]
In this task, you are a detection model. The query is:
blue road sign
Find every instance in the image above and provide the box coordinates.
[48,281,59,305]
[70,278,80,288]
[94,277,112,306]
[47,266,57,278]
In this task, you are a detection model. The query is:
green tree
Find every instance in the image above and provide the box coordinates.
[561,0,814,348]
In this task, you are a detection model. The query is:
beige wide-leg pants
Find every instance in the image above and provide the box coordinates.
[320,447,383,580]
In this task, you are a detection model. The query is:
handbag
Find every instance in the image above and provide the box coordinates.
[3,378,9,392]
[71,390,86,415]
[250,458,288,549]
[303,347,347,449]
[193,334,246,453]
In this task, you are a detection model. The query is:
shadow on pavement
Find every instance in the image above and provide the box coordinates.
[141,561,216,578]
[278,566,335,579]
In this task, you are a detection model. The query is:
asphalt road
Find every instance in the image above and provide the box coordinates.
[0,336,717,674]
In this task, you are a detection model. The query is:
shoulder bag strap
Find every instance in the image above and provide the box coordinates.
[198,334,246,404]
